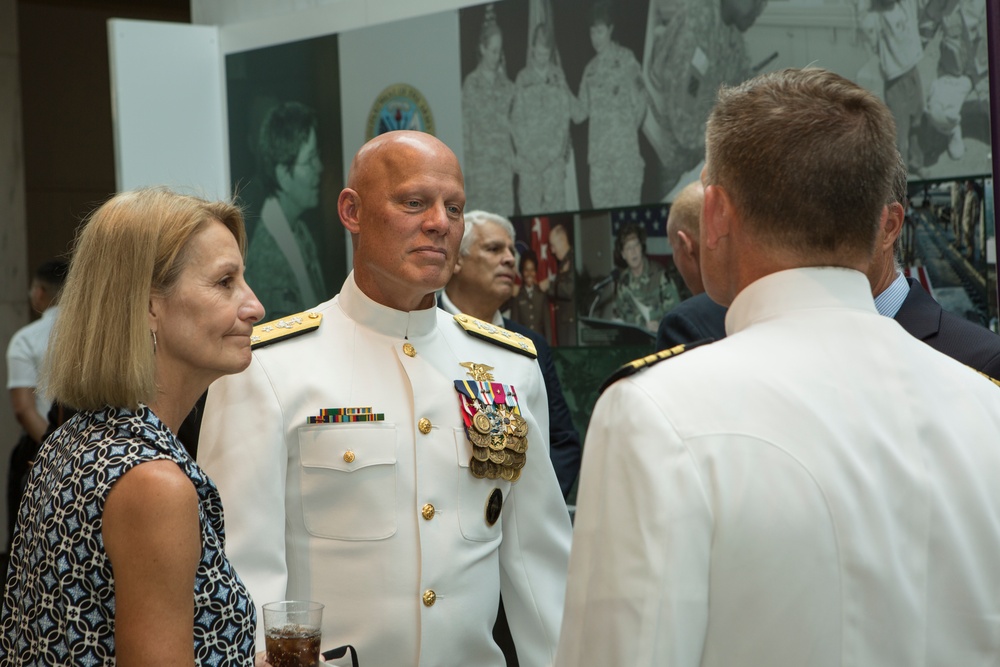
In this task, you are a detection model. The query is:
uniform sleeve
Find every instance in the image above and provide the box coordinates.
[498,359,573,667]
[6,329,38,389]
[197,354,289,646]
[555,379,712,667]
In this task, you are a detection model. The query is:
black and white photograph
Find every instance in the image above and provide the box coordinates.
[225,34,346,320]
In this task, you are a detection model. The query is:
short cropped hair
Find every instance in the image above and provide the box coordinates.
[667,181,705,236]
[33,259,69,295]
[461,210,516,256]
[704,67,897,259]
[258,101,317,196]
[45,188,247,411]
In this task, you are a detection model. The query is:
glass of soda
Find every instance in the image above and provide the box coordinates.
[262,600,324,667]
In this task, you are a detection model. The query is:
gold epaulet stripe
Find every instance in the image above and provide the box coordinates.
[452,314,537,359]
[977,370,1000,388]
[251,311,323,349]
[598,338,715,394]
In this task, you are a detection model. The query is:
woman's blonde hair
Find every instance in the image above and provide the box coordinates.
[45,188,247,411]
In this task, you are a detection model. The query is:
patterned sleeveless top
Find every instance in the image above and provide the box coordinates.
[0,406,256,665]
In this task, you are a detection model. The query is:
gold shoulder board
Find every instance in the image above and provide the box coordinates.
[251,312,323,349]
[453,314,537,359]
[978,371,1000,388]
[599,338,714,394]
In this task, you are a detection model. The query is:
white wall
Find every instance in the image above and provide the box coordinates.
[108,19,229,199]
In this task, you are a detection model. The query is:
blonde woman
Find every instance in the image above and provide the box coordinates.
[0,189,264,665]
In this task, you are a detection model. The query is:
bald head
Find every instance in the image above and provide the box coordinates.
[347,130,463,193]
[667,181,706,294]
[338,131,467,311]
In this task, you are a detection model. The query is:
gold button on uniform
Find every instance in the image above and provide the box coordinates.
[418,417,432,434]
[343,450,355,463]
[403,342,416,357]
[421,503,435,520]
[422,589,436,607]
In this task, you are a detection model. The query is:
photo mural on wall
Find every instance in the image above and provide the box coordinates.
[456,0,994,358]
[225,34,345,320]
[220,0,993,354]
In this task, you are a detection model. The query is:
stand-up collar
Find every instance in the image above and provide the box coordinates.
[336,271,439,339]
[725,267,877,336]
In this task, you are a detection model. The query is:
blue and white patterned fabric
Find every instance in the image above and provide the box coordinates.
[0,406,256,665]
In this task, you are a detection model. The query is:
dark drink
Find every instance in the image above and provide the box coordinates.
[265,625,321,667]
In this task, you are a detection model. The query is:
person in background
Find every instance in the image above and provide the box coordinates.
[539,222,577,345]
[571,1,647,209]
[1,188,263,665]
[557,67,1000,666]
[656,181,727,349]
[462,4,516,216]
[198,131,571,666]
[511,22,573,215]
[441,209,582,498]
[510,251,551,344]
[612,222,681,333]
[869,157,1000,375]
[5,259,68,551]
[246,100,327,319]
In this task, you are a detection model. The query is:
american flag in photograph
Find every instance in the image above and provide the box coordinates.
[528,216,556,284]
[609,204,674,258]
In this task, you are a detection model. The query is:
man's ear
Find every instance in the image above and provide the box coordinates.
[881,202,905,251]
[701,184,733,250]
[676,228,698,260]
[338,189,362,234]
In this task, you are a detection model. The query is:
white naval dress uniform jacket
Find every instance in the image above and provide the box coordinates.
[198,273,572,667]
[556,267,1000,667]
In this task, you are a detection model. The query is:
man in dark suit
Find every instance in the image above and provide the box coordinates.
[661,156,1000,373]
[440,209,582,498]
[868,156,1000,376]
[656,180,727,350]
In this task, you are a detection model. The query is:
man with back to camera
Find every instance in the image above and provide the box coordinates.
[659,159,1000,369]
[556,67,1000,666]
[868,154,1000,376]
[198,130,572,666]
[246,101,327,319]
[5,259,67,550]
[440,209,582,498]
[656,180,727,350]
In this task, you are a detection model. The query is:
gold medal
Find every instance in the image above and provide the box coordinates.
[472,445,490,462]
[489,434,506,451]
[473,411,491,434]
[471,458,490,478]
[510,413,528,437]
[511,452,526,469]
[509,468,521,482]
[469,430,491,447]
[488,448,506,464]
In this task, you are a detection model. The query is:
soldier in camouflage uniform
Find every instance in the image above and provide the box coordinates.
[462,9,515,216]
[511,23,573,216]
[643,0,763,199]
[572,2,647,210]
[612,223,681,332]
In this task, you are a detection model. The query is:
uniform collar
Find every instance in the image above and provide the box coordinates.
[725,266,877,336]
[337,271,438,339]
[438,290,504,327]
